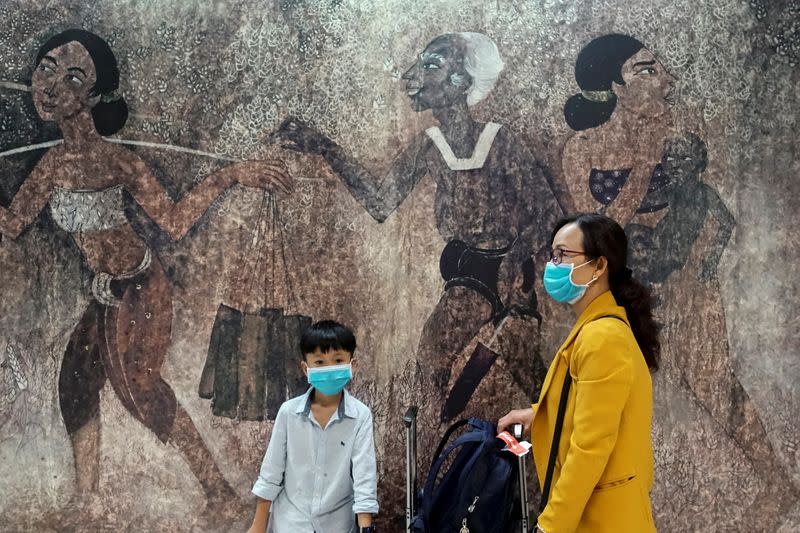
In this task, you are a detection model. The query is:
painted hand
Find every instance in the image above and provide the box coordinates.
[234,159,294,194]
[497,253,535,317]
[272,117,331,155]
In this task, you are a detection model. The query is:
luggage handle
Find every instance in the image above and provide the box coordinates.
[513,424,531,533]
[405,406,418,531]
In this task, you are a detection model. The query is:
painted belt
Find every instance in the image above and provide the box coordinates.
[90,248,153,307]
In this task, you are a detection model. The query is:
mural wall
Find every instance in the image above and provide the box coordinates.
[1,0,798,531]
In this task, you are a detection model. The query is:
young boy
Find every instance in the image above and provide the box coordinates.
[247,320,378,533]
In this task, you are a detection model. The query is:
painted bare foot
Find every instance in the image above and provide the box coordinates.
[37,491,110,531]
[190,488,252,532]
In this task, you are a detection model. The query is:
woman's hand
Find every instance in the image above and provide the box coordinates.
[272,117,332,155]
[497,407,534,435]
[233,159,294,194]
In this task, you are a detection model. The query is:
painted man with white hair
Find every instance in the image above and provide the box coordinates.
[277,32,561,420]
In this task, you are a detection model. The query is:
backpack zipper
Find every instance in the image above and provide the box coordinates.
[459,496,480,533]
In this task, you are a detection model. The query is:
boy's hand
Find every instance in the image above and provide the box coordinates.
[356,512,374,528]
[247,499,271,533]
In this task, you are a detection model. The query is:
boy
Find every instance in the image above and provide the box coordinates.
[247,320,378,533]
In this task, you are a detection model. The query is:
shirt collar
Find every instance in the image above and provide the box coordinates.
[296,387,357,419]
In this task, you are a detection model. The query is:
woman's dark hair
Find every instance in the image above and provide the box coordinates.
[551,213,660,371]
[35,29,128,135]
[563,34,644,131]
[300,320,357,358]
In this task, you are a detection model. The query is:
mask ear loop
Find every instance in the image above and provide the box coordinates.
[570,258,598,287]
[588,256,606,285]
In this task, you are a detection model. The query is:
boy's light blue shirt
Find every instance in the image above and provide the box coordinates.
[252,387,379,533]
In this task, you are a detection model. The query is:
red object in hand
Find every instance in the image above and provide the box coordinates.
[497,431,530,456]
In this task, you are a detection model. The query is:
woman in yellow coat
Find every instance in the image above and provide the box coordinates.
[499,213,660,532]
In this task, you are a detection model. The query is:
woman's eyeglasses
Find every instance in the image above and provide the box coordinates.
[549,248,587,265]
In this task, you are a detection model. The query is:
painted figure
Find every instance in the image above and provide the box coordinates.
[561,35,798,523]
[561,33,676,228]
[0,29,292,524]
[626,133,734,284]
[276,32,562,419]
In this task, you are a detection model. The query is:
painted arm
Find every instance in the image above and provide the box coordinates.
[499,136,564,314]
[604,163,652,227]
[0,157,53,241]
[700,185,734,281]
[274,118,428,222]
[121,152,292,242]
[561,134,602,214]
[562,133,653,227]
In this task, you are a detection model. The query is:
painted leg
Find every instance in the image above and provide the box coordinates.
[102,261,244,527]
[70,412,101,495]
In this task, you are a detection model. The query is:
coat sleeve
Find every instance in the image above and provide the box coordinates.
[537,321,634,533]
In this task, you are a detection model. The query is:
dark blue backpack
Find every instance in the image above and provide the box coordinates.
[411,418,520,533]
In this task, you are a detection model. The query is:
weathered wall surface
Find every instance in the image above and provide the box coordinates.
[0,1,798,531]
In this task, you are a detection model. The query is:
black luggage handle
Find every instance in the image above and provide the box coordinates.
[405,406,419,531]
[404,406,418,427]
[513,424,531,533]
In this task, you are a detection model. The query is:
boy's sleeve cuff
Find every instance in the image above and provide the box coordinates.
[252,479,283,502]
[353,500,379,514]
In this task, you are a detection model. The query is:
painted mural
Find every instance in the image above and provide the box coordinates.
[1,1,798,532]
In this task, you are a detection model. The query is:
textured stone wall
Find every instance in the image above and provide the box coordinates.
[0,1,798,531]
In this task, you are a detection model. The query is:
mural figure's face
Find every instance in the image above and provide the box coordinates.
[613,48,675,119]
[31,41,98,123]
[402,34,471,112]
[661,135,707,185]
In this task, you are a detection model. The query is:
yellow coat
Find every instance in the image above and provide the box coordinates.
[532,290,656,532]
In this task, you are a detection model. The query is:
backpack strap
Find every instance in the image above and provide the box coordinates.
[539,370,570,512]
[431,419,470,462]
[539,314,628,513]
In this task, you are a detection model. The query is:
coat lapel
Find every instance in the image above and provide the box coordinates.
[535,291,627,404]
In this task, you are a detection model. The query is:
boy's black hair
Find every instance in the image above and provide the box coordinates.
[300,320,357,358]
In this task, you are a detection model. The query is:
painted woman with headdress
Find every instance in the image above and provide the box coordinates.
[560,33,797,525]
[276,32,563,423]
[0,29,292,524]
[561,34,676,228]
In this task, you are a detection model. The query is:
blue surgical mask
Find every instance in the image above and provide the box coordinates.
[543,260,596,304]
[306,363,352,395]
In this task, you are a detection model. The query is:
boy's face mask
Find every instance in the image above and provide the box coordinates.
[306,363,352,396]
